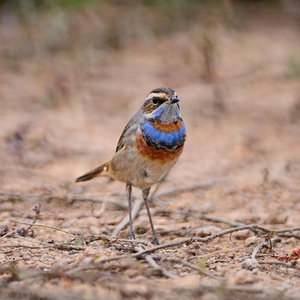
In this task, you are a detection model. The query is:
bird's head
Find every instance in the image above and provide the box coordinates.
[142,87,181,123]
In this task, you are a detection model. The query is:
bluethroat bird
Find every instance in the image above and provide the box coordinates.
[75,87,186,245]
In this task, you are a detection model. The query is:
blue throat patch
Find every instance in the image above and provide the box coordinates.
[141,122,186,151]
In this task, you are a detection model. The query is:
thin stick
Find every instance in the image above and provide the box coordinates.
[173,282,281,297]
[166,257,219,280]
[12,234,56,247]
[22,202,41,235]
[274,233,300,239]
[94,238,192,264]
[0,191,126,209]
[69,195,127,209]
[0,229,16,240]
[271,226,300,233]
[192,224,300,244]
[197,214,244,227]
[10,234,88,250]
[194,225,257,244]
[95,199,106,218]
[88,234,150,246]
[158,209,243,227]
[258,260,300,270]
[188,246,241,261]
[9,218,76,236]
[0,245,45,249]
[96,224,300,264]
[112,197,144,237]
[251,240,269,261]
[156,179,219,198]
[135,246,178,279]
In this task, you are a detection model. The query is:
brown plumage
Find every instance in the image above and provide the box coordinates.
[75,87,186,245]
[75,162,110,182]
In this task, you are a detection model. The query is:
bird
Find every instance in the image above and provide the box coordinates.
[75,87,186,245]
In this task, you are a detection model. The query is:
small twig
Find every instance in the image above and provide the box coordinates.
[252,241,268,261]
[0,229,16,240]
[0,191,127,209]
[0,244,45,249]
[12,234,55,247]
[95,238,194,265]
[69,194,127,209]
[146,255,178,279]
[0,192,58,203]
[158,209,243,227]
[166,257,219,280]
[112,197,144,237]
[194,225,257,244]
[173,282,281,297]
[188,246,241,261]
[176,214,300,236]
[149,175,168,202]
[192,224,300,247]
[135,246,178,279]
[196,214,243,227]
[64,263,97,278]
[9,218,76,236]
[87,234,150,246]
[270,232,300,240]
[10,234,88,250]
[242,235,281,270]
[258,260,300,270]
[247,224,300,235]
[271,227,300,234]
[55,244,88,251]
[55,238,76,247]
[251,236,280,261]
[109,238,150,246]
[95,225,295,264]
[95,199,106,217]
[23,203,41,235]
[156,179,219,198]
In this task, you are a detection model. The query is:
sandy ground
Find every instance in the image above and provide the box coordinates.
[1,11,300,300]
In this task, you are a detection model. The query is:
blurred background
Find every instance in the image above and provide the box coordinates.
[1,0,300,198]
[2,2,300,294]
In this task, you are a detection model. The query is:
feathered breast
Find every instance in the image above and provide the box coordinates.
[141,121,186,151]
[136,121,186,163]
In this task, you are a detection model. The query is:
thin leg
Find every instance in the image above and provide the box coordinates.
[126,182,135,240]
[142,188,160,245]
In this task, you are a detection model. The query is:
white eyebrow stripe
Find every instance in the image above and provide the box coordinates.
[145,93,156,100]
[145,92,177,101]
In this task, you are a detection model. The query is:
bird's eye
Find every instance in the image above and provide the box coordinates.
[152,97,159,105]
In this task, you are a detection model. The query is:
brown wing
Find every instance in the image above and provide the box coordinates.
[115,112,140,152]
[115,122,131,152]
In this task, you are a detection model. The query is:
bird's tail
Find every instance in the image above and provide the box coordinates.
[75,161,111,182]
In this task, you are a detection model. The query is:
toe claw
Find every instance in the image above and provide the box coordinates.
[152,235,161,246]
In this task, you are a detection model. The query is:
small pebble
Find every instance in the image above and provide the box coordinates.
[241,258,259,270]
[69,250,80,255]
[42,254,52,260]
[84,246,96,256]
[235,229,253,240]
[245,236,259,246]
[62,222,71,228]
[287,268,297,275]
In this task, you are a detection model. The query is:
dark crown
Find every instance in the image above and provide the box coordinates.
[149,87,176,97]
[142,87,178,114]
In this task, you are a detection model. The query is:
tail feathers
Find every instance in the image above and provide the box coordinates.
[75,162,110,182]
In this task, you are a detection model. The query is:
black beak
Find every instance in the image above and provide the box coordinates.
[169,97,180,104]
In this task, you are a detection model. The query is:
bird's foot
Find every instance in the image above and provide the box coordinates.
[129,229,136,240]
[152,235,161,246]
